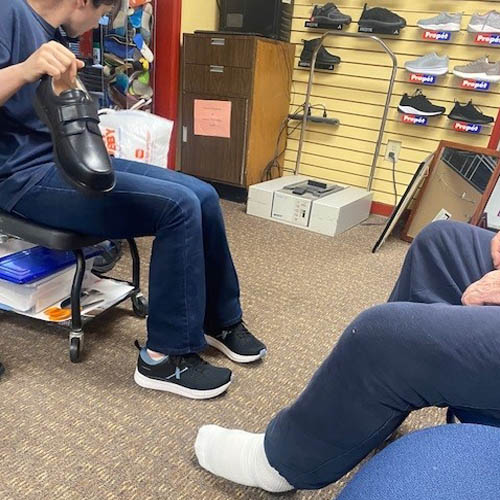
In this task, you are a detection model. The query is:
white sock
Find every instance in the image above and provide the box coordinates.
[195,425,294,493]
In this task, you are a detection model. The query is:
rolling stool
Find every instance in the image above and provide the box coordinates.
[0,210,148,362]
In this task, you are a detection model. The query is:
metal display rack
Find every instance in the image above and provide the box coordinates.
[78,0,157,112]
[294,31,398,192]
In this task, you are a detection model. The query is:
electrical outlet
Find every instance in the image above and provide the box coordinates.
[385,140,402,162]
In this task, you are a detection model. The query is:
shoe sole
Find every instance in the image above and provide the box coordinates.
[453,70,500,82]
[398,105,444,116]
[468,24,500,33]
[205,335,267,364]
[313,16,351,25]
[134,369,232,399]
[417,23,460,31]
[358,19,405,29]
[448,114,493,125]
[405,66,448,75]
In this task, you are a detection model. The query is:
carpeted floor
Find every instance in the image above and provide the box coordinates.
[0,200,446,500]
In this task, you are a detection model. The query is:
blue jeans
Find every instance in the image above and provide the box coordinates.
[11,159,242,355]
[264,221,500,490]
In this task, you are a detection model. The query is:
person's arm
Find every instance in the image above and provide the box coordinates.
[0,41,84,107]
[0,63,28,106]
[491,230,500,269]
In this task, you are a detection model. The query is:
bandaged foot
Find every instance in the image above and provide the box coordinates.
[195,425,294,493]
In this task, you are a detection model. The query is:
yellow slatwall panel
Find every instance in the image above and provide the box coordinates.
[287,1,500,205]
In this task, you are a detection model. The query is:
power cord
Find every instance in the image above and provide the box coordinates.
[361,152,399,227]
[261,103,305,182]
[308,103,328,118]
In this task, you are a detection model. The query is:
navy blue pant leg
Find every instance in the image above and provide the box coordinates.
[389,220,494,305]
[265,221,500,490]
[11,159,242,355]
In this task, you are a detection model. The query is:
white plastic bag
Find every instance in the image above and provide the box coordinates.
[99,110,174,168]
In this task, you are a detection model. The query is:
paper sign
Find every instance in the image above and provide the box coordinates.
[432,208,452,222]
[194,100,231,138]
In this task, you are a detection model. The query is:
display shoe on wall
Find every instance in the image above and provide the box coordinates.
[448,101,495,124]
[417,12,462,31]
[34,76,115,194]
[358,4,406,33]
[453,57,500,82]
[398,89,446,116]
[405,53,449,75]
[310,3,352,26]
[299,38,341,67]
[468,10,500,33]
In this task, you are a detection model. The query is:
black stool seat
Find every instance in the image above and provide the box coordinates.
[0,210,103,251]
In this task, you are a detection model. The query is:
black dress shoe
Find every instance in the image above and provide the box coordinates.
[34,75,115,194]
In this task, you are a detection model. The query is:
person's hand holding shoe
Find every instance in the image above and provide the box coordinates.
[21,41,84,85]
[33,43,115,195]
[462,270,500,306]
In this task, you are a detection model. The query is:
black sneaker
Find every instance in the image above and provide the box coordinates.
[92,240,123,274]
[300,38,341,68]
[205,321,267,364]
[311,3,352,26]
[358,3,406,32]
[448,101,495,125]
[134,342,232,399]
[398,89,446,116]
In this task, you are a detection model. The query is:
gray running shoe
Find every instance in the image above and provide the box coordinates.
[453,56,500,82]
[486,62,500,82]
[405,53,449,75]
[417,12,462,31]
[468,10,500,33]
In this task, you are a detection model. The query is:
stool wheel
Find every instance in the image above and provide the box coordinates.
[69,337,82,363]
[132,293,148,318]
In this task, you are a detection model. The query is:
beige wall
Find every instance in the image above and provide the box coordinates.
[181,0,218,35]
[287,1,500,206]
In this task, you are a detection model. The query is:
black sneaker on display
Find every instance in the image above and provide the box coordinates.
[448,101,495,125]
[134,342,232,399]
[311,3,352,26]
[205,321,267,364]
[358,3,407,32]
[398,89,446,116]
[300,38,341,68]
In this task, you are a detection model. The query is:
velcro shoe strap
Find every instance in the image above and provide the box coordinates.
[58,103,99,124]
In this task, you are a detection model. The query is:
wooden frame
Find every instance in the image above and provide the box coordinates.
[402,140,500,242]
[372,153,433,253]
[471,152,500,230]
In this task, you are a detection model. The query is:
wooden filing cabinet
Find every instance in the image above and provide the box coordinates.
[180,33,295,187]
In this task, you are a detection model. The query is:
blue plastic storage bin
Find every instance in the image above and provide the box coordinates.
[0,246,101,285]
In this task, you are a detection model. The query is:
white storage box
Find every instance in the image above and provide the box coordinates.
[0,258,95,313]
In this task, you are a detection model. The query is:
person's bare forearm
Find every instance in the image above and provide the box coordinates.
[0,63,27,107]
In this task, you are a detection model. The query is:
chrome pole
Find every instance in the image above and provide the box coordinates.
[294,31,398,193]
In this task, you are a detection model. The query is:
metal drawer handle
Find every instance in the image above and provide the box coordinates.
[211,38,225,46]
[210,65,224,73]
